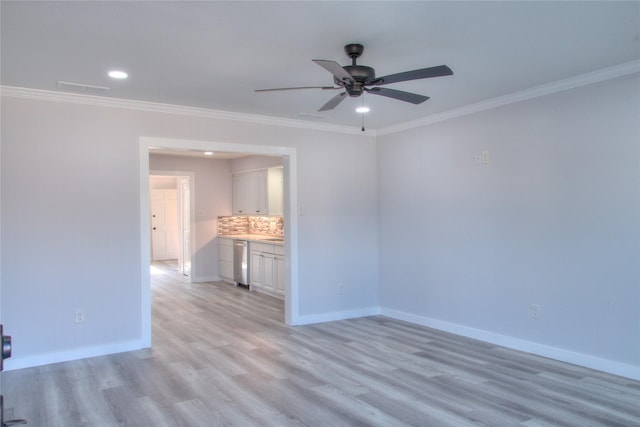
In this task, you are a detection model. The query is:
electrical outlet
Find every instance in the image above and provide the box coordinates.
[530,304,540,319]
[474,150,490,165]
[481,150,490,164]
[338,282,344,295]
[75,309,85,324]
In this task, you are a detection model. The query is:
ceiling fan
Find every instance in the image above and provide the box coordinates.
[256,43,453,112]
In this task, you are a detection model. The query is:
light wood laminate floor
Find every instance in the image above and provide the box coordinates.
[3,261,640,426]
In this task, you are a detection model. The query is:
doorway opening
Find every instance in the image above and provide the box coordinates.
[149,173,194,278]
[139,137,299,348]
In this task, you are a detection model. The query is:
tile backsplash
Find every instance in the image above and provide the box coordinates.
[218,215,284,237]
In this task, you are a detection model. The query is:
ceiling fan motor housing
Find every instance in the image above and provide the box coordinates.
[338,44,376,97]
[335,65,375,96]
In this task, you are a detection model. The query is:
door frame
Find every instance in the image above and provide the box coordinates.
[139,137,299,347]
[149,172,195,275]
[178,176,192,276]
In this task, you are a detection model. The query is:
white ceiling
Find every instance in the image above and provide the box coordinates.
[2,1,639,130]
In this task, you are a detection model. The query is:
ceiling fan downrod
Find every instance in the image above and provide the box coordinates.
[345,43,364,65]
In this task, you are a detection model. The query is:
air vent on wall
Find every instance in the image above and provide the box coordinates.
[56,81,111,94]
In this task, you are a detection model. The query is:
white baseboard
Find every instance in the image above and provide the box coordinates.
[381,307,640,381]
[8,307,637,381]
[297,306,380,325]
[4,339,146,371]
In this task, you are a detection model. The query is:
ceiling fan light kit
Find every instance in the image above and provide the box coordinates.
[256,43,453,117]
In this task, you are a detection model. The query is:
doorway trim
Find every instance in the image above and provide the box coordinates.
[149,171,195,277]
[139,137,299,347]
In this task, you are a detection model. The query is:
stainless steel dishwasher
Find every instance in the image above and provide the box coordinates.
[233,240,249,286]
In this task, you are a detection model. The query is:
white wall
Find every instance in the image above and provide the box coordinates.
[230,155,283,173]
[0,97,378,368]
[149,155,232,282]
[149,175,178,189]
[378,75,640,378]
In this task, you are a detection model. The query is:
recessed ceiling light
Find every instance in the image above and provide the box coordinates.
[204,151,214,156]
[356,106,370,113]
[108,70,128,79]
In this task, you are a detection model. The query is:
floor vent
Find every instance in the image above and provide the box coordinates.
[56,81,111,94]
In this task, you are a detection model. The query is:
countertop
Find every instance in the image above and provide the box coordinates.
[218,234,284,245]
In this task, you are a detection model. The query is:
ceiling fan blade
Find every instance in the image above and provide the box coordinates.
[318,92,347,111]
[373,65,453,86]
[312,60,354,83]
[365,87,429,104]
[255,86,340,92]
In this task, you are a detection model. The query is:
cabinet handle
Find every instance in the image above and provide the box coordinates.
[2,335,10,361]
[0,325,10,373]
[4,419,28,425]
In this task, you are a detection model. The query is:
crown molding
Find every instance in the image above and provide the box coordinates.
[0,86,376,137]
[377,60,640,136]
[3,60,637,138]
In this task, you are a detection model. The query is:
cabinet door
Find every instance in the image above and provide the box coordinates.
[263,253,275,291]
[232,174,244,214]
[218,238,234,281]
[267,167,283,216]
[254,169,268,215]
[219,260,233,281]
[274,256,285,294]
[218,239,234,262]
[232,173,250,214]
[250,251,263,288]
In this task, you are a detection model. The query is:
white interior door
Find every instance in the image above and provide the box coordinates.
[151,189,179,261]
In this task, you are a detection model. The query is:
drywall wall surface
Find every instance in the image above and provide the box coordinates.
[378,74,640,377]
[149,175,178,190]
[0,96,378,368]
[1,100,144,366]
[230,155,283,173]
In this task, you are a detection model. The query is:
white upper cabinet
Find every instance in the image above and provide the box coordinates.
[266,167,283,216]
[232,167,283,216]
[232,171,259,215]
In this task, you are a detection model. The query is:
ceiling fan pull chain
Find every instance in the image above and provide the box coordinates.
[361,95,366,132]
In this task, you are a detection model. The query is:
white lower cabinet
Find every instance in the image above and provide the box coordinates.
[218,237,234,283]
[249,242,284,298]
[274,255,285,294]
[250,250,264,288]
